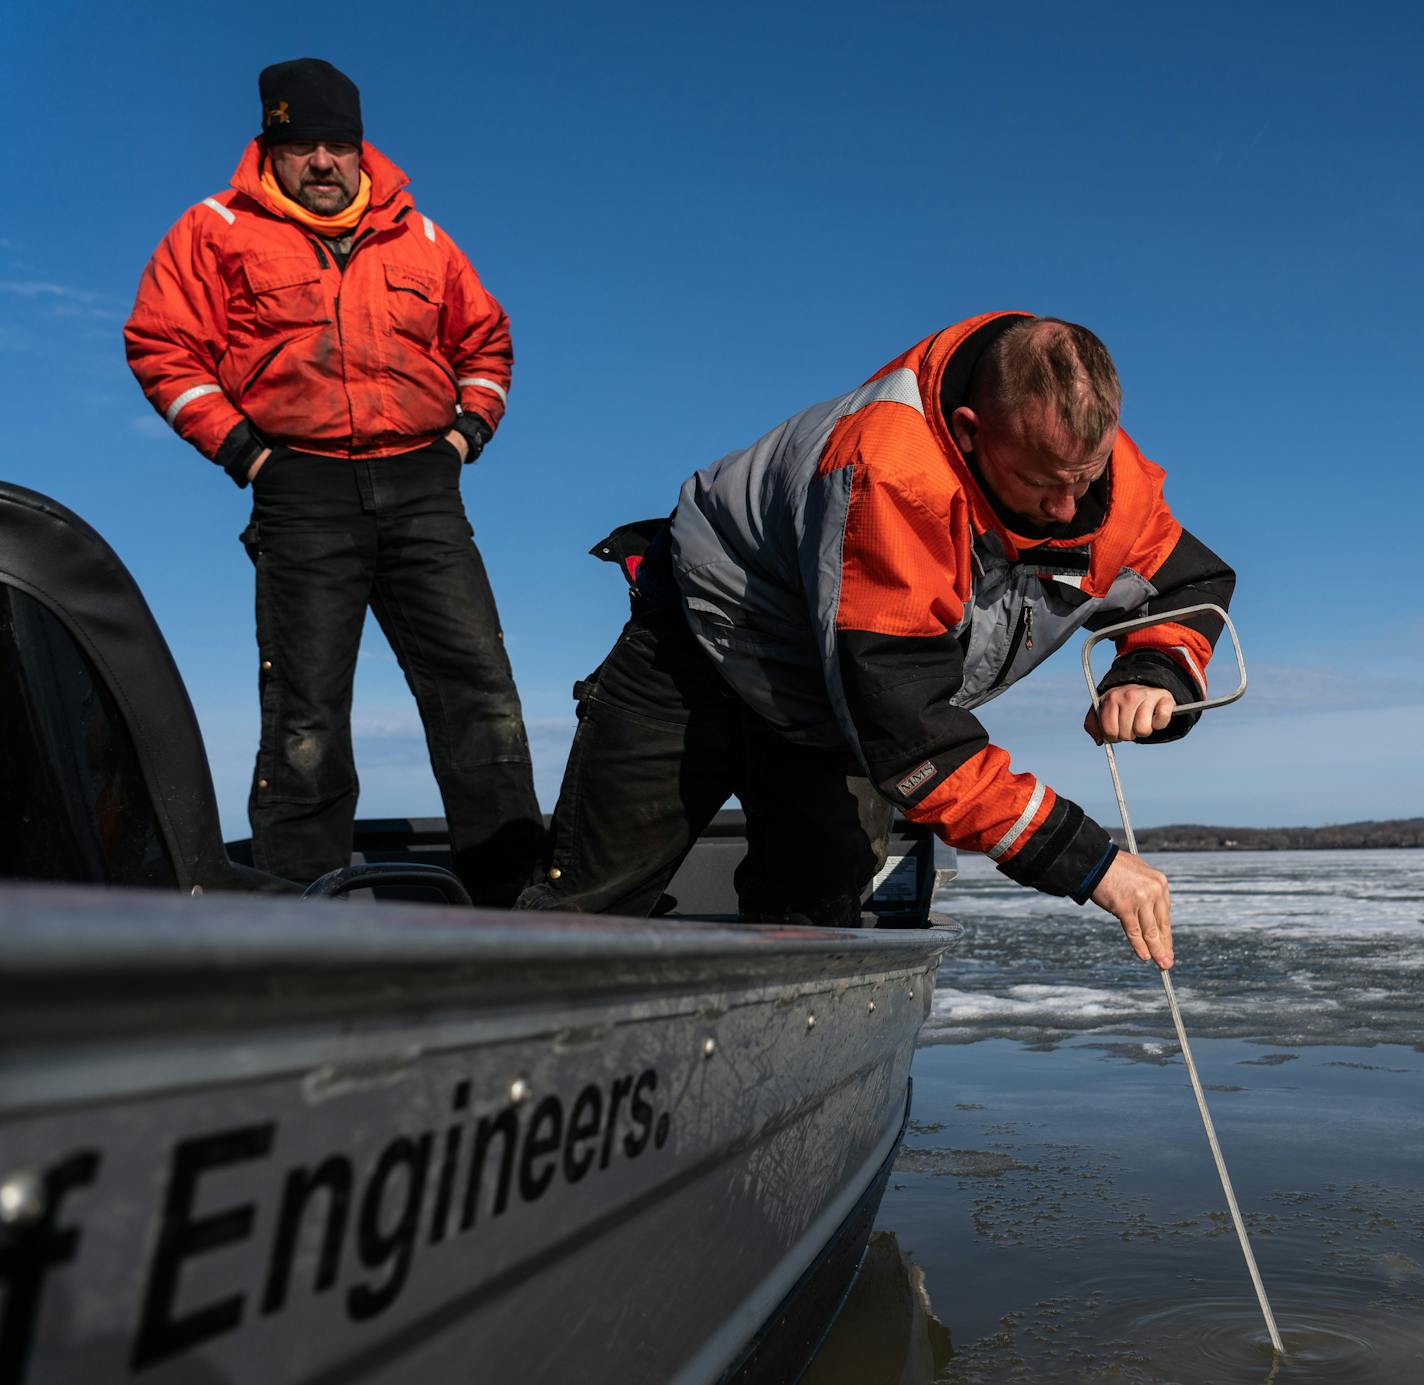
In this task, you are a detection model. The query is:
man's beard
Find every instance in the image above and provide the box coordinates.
[295,180,356,214]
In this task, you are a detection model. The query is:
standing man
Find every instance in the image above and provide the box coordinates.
[126,58,542,903]
[518,314,1235,966]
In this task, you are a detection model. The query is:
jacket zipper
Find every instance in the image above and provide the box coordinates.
[328,229,378,449]
[333,290,357,445]
[989,604,1034,689]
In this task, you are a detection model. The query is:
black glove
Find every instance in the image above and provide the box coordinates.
[215,418,269,488]
[453,414,493,464]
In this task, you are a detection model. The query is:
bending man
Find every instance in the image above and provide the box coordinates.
[518,313,1235,964]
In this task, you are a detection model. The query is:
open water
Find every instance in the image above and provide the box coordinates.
[806,849,1424,1384]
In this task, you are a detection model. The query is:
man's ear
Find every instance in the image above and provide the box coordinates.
[949,405,978,455]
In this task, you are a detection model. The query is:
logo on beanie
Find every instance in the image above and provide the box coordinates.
[265,100,291,127]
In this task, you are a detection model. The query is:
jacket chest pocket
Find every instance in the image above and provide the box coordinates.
[241,257,328,330]
[383,262,442,343]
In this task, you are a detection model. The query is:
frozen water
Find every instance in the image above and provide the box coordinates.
[922,850,1424,1048]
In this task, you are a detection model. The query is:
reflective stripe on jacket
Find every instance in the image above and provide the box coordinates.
[124,140,511,479]
[669,312,1235,899]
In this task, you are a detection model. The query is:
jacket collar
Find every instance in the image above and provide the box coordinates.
[228,138,414,228]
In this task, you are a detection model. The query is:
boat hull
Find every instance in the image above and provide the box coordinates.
[0,887,949,1385]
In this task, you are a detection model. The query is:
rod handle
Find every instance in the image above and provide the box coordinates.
[1080,602,1246,716]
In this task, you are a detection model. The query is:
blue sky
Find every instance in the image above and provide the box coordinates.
[4,0,1421,837]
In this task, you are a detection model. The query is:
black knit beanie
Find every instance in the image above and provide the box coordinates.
[258,58,363,146]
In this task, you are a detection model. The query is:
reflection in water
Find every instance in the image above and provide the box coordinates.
[810,853,1424,1384]
[857,1040,1424,1383]
[802,1232,953,1384]
[912,1288,1424,1383]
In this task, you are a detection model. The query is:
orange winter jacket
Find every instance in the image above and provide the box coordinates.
[669,312,1236,901]
[125,141,511,484]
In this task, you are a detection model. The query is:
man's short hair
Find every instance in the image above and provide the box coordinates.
[972,318,1121,447]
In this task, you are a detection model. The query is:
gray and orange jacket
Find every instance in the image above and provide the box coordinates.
[668,312,1235,900]
[125,140,511,485]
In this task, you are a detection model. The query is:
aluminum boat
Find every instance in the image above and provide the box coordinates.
[0,481,956,1384]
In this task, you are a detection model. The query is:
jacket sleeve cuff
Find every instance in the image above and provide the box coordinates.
[453,412,493,463]
[1097,649,1201,743]
[1070,842,1119,904]
[214,420,267,489]
[994,795,1117,900]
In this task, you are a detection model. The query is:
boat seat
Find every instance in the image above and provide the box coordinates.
[0,482,467,904]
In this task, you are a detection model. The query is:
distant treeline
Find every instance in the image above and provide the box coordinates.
[1108,818,1424,851]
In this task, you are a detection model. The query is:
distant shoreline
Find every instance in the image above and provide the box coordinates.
[1105,818,1422,851]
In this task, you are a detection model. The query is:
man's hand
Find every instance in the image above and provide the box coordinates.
[1084,683,1176,745]
[246,447,272,483]
[1091,850,1173,968]
[444,428,470,463]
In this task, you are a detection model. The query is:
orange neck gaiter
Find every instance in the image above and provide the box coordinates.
[260,161,372,235]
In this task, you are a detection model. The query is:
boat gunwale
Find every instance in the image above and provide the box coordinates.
[0,883,954,976]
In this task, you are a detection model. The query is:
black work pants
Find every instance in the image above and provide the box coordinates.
[515,597,892,923]
[241,443,542,905]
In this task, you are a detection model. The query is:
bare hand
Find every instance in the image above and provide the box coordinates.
[444,428,470,463]
[246,447,272,482]
[1084,683,1175,745]
[1091,850,1173,968]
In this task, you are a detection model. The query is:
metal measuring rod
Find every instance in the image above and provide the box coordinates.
[1081,603,1284,1356]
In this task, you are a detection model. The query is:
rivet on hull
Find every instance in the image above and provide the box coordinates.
[0,1170,46,1228]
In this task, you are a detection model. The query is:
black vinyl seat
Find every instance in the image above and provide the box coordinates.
[0,482,467,904]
